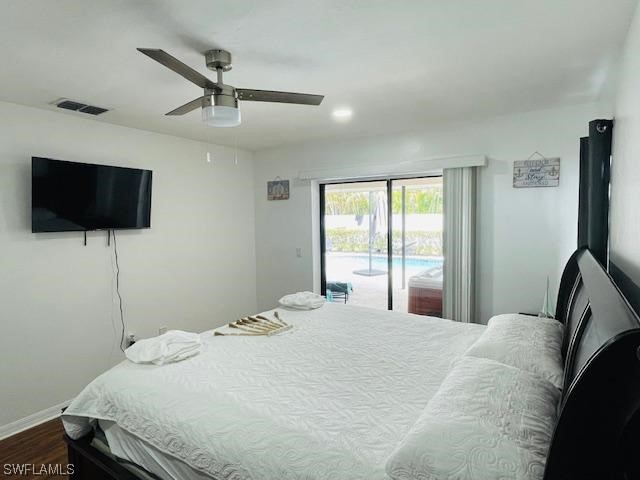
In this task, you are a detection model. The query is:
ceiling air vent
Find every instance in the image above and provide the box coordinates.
[78,105,109,115]
[54,99,109,115]
[56,100,86,111]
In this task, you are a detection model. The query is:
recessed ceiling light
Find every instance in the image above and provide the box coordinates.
[332,108,353,121]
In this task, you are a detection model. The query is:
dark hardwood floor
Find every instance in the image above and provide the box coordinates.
[0,418,68,479]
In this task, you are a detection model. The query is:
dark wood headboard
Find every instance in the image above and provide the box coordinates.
[545,248,640,479]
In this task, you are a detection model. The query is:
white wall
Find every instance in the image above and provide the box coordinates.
[253,103,602,322]
[611,3,640,285]
[0,101,257,429]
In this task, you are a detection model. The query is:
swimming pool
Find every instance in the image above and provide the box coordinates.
[326,253,443,278]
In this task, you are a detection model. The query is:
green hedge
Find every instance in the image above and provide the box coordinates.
[325,189,443,215]
[326,228,442,256]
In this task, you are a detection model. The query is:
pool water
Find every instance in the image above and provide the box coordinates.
[327,254,443,278]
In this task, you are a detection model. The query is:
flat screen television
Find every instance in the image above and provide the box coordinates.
[32,157,152,232]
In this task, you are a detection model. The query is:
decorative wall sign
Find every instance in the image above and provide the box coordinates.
[267,178,290,200]
[513,155,560,188]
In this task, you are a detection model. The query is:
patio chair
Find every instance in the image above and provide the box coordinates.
[326,281,353,303]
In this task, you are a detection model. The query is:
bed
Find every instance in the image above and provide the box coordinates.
[63,248,640,480]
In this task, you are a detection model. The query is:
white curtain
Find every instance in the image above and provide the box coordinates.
[443,167,477,323]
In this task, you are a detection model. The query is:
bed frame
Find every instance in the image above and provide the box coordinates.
[545,248,640,479]
[65,432,141,480]
[64,247,640,480]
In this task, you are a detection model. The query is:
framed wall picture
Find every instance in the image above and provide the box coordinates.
[267,178,290,200]
[513,155,560,188]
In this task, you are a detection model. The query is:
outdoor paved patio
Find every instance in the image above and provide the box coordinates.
[325,253,422,313]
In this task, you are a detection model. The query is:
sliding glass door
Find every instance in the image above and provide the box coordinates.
[391,177,443,315]
[320,176,443,315]
[321,181,390,311]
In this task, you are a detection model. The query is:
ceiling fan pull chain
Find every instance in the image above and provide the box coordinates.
[234,134,238,165]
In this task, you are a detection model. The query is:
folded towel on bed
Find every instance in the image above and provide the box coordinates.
[278,291,326,310]
[125,330,202,365]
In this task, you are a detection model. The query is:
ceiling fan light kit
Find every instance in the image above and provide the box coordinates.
[202,104,241,127]
[201,82,241,127]
[137,48,323,128]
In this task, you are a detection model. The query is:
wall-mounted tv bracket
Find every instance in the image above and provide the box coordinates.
[81,230,114,246]
[81,230,113,246]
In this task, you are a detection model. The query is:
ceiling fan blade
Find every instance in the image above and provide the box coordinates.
[137,48,216,90]
[166,97,204,116]
[236,89,324,105]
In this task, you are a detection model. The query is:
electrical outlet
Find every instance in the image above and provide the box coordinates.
[296,247,302,258]
[158,326,168,335]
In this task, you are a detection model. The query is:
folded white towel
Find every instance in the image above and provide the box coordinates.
[278,291,326,310]
[419,266,443,278]
[125,330,202,365]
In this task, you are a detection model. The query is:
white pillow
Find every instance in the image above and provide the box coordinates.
[386,356,560,480]
[464,314,564,389]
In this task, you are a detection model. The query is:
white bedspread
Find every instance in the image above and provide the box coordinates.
[63,304,484,480]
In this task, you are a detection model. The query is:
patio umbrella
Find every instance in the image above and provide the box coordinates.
[353,190,387,276]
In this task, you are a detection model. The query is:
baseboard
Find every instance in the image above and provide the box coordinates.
[0,399,71,441]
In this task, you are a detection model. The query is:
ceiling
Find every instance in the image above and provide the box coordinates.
[0,0,636,150]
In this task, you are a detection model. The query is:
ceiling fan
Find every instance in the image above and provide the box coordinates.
[137,48,324,127]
